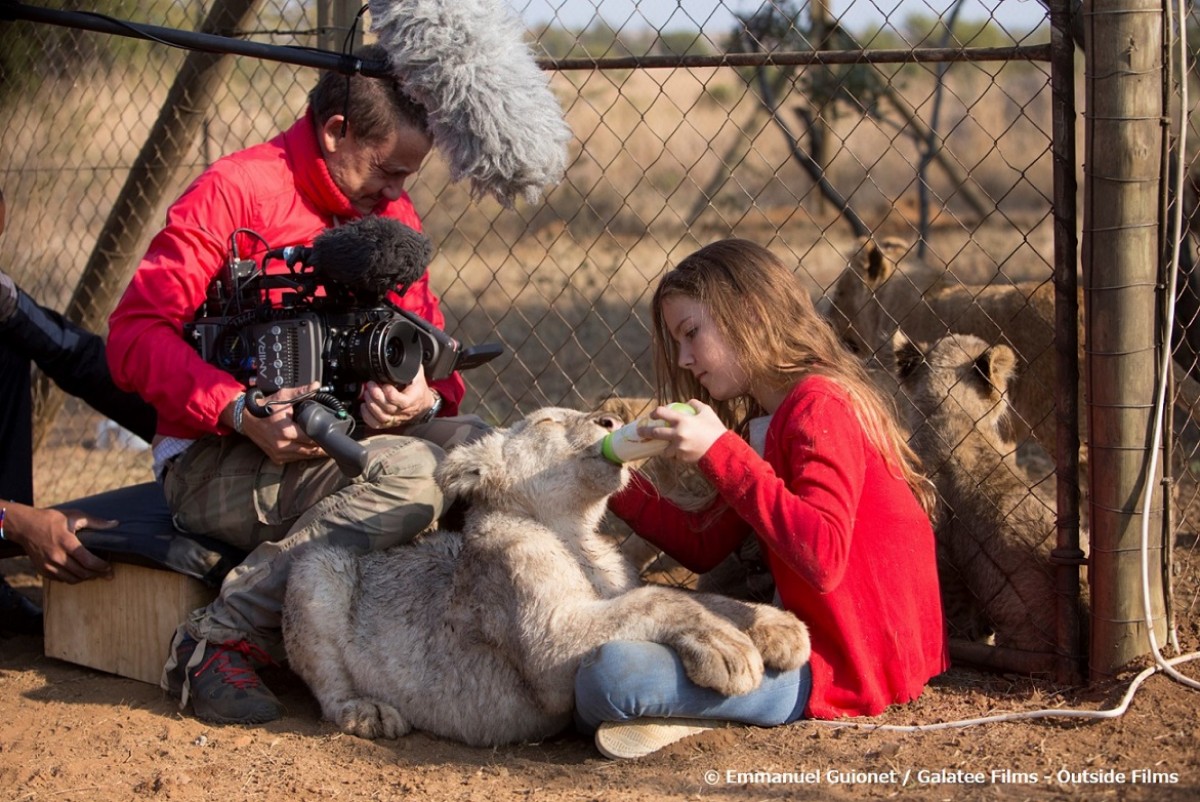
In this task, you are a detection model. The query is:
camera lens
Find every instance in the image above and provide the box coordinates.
[348,318,422,386]
[385,339,404,368]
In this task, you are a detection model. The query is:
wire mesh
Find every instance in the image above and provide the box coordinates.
[1,0,1178,676]
[1167,2,1200,671]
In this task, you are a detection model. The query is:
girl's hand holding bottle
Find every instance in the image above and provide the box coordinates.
[602,401,728,464]
[649,400,728,464]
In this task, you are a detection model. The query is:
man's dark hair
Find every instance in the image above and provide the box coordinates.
[309,44,430,143]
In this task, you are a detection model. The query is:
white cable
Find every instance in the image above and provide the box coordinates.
[809,650,1200,732]
[1134,0,1200,690]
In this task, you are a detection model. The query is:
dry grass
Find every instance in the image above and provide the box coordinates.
[5,49,1056,502]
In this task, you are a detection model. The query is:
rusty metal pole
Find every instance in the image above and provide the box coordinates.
[1049,0,1085,685]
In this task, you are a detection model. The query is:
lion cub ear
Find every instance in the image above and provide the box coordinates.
[972,344,1018,397]
[435,430,510,503]
[892,331,923,380]
[855,236,904,287]
[596,395,652,425]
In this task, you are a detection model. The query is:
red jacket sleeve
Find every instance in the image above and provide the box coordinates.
[107,169,247,436]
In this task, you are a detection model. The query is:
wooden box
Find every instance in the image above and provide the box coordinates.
[43,562,217,686]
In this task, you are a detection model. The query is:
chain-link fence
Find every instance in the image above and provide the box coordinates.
[2,1,1195,684]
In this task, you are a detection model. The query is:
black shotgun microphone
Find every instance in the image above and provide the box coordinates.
[307,216,432,304]
[266,217,434,305]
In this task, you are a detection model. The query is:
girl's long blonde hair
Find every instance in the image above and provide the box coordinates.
[650,239,935,515]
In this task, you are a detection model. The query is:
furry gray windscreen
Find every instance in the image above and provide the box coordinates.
[369,0,572,207]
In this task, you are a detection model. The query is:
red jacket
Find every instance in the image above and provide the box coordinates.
[610,375,949,719]
[108,110,463,439]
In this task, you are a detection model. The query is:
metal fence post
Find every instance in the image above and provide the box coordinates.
[1049,0,1084,684]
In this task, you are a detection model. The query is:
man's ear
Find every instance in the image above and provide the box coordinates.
[317,114,349,156]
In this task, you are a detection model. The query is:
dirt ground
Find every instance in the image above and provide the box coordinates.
[0,546,1198,802]
[4,432,1200,802]
[4,428,1200,802]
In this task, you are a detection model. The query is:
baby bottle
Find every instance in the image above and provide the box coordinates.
[601,402,697,464]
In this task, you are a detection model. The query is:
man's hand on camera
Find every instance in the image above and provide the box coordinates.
[361,369,437,430]
[225,382,326,464]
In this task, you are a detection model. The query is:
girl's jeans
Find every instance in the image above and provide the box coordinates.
[574,640,811,732]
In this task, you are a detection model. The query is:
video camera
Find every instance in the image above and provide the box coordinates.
[184,217,503,475]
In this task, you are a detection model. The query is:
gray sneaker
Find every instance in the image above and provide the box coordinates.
[166,635,284,724]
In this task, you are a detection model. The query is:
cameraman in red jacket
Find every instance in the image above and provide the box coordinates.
[108,45,483,726]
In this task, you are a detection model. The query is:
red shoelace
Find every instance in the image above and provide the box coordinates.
[194,641,275,689]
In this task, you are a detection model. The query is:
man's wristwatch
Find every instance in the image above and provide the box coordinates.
[414,390,443,425]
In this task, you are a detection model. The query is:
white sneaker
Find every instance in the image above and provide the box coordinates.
[594,717,722,760]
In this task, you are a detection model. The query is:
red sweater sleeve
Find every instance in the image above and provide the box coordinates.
[608,472,752,573]
[610,391,864,591]
[699,393,865,593]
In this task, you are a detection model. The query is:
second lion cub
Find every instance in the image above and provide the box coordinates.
[894,333,1088,652]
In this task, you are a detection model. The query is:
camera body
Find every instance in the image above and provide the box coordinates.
[185,250,500,419]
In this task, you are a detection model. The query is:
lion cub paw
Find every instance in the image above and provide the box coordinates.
[336,698,411,740]
[748,607,812,671]
[677,626,765,697]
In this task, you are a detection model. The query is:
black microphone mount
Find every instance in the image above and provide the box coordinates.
[0,2,389,78]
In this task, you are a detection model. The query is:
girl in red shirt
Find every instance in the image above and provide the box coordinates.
[576,239,948,760]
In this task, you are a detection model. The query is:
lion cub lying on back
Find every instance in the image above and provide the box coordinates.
[283,407,810,747]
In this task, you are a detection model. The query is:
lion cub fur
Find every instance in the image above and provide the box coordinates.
[282,406,810,746]
[894,333,1088,651]
[826,236,1200,469]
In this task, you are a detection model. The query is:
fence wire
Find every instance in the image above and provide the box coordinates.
[3,0,1191,679]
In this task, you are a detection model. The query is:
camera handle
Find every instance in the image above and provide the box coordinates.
[245,389,369,477]
[294,401,369,477]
